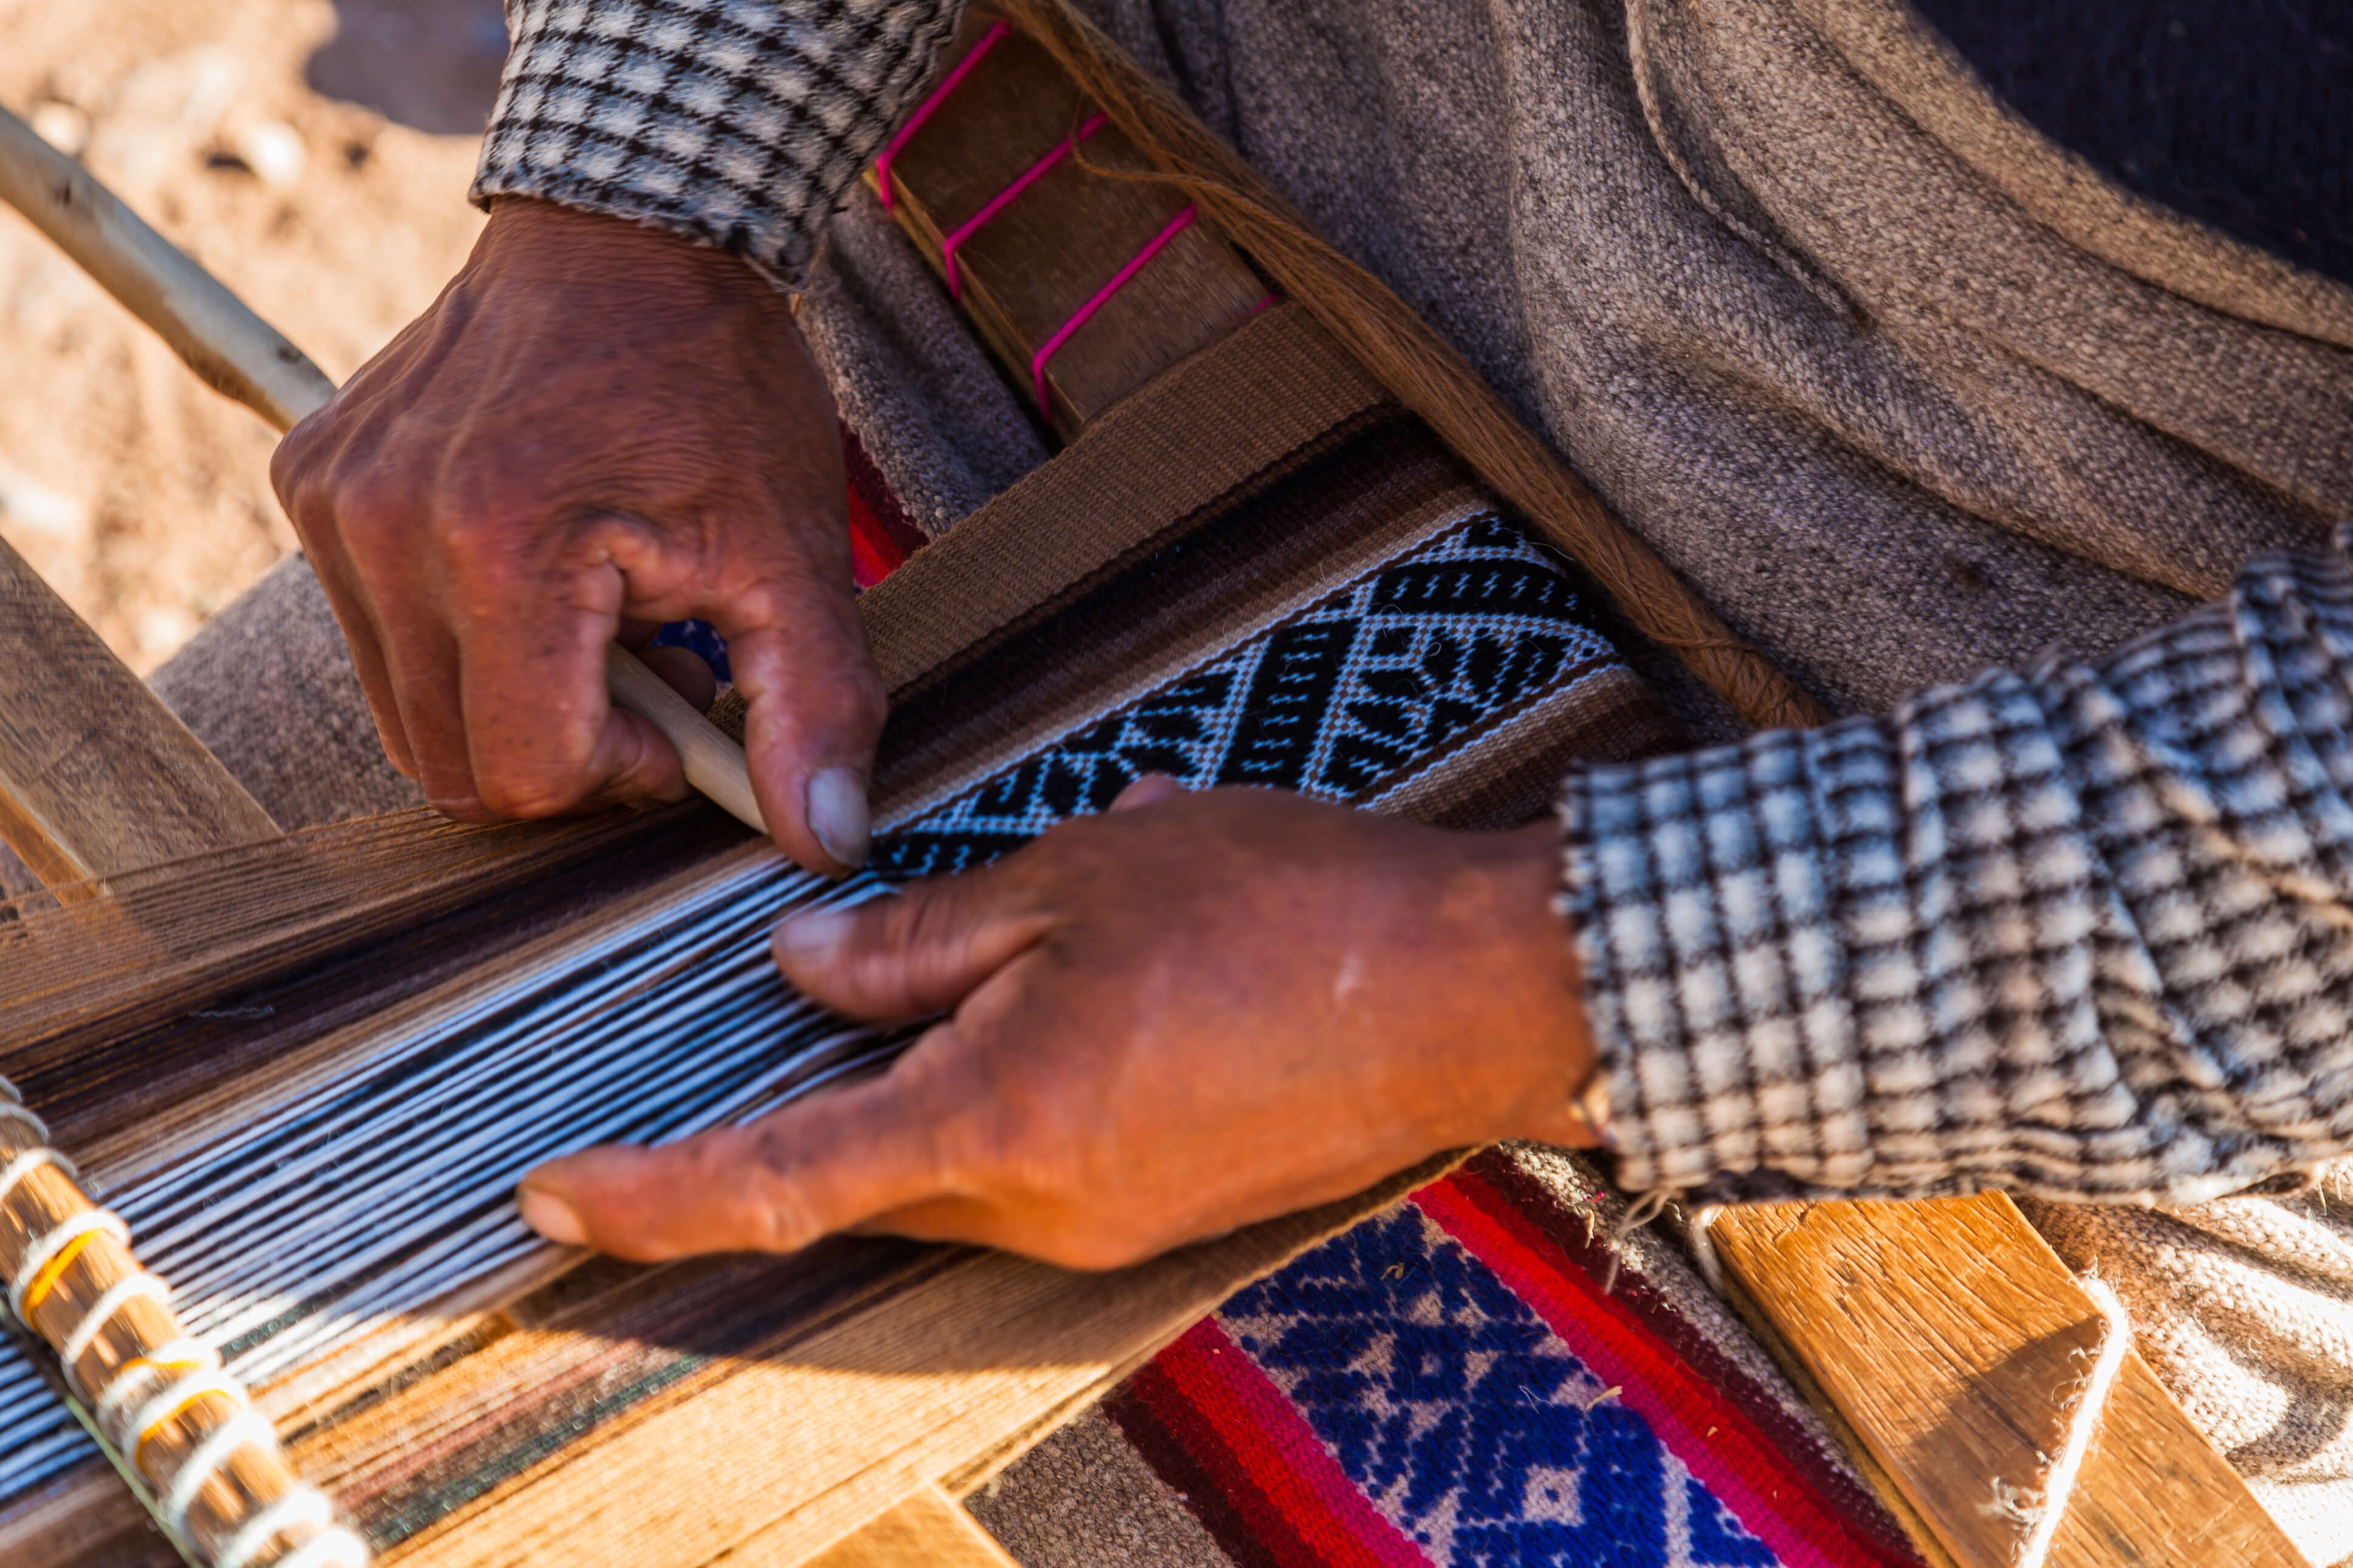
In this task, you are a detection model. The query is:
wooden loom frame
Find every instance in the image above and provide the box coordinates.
[0,13,2310,1566]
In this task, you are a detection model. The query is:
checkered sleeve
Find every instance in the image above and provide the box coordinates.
[1561,527,2353,1205]
[475,0,968,283]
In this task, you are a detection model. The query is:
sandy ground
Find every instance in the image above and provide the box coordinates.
[0,0,503,672]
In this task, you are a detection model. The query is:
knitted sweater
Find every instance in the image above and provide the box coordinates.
[471,0,2353,1208]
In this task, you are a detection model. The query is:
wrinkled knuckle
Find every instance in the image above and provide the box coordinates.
[331,473,414,559]
[435,510,525,581]
[741,1134,827,1248]
[894,888,970,964]
[929,1102,1013,1195]
[727,577,800,632]
[268,431,316,508]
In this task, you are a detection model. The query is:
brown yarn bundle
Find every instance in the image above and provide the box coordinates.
[995,0,1827,731]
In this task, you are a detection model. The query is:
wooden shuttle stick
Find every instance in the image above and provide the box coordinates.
[0,103,768,837]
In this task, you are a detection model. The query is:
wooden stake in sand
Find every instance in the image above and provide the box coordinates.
[0,101,769,839]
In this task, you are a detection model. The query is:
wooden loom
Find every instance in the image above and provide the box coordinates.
[0,10,2308,1567]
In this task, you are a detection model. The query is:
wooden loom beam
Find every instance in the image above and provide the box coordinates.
[870,10,1266,439]
[0,535,280,886]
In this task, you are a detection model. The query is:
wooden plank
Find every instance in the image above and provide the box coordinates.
[795,1487,1014,1568]
[0,533,280,885]
[873,12,1265,439]
[1708,1193,2303,1568]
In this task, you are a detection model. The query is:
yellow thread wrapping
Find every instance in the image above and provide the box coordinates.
[18,1226,104,1320]
[131,1381,236,1469]
[91,1341,210,1422]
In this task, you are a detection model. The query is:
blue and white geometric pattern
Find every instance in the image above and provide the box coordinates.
[1219,1205,1781,1567]
[877,516,1619,878]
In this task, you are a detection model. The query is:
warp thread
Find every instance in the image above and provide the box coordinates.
[1990,1276,2133,1568]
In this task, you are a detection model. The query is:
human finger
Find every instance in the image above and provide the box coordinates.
[1109,773,1185,811]
[447,520,685,816]
[633,643,719,711]
[721,572,885,874]
[380,609,493,818]
[514,1063,958,1260]
[772,866,1056,1022]
[299,539,420,779]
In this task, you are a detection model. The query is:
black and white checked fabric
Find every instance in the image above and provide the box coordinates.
[1565,529,2353,1204]
[476,0,965,281]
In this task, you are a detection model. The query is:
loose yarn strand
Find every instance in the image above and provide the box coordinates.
[2003,1276,2132,1568]
[1600,1187,1674,1294]
[996,0,1827,732]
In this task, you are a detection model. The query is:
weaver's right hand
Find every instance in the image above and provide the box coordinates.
[271,197,883,874]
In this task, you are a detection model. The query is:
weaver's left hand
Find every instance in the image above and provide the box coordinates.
[515,780,1598,1268]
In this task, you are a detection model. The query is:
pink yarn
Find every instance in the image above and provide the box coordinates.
[864,21,1204,423]
[1031,203,1198,415]
[941,112,1109,297]
[873,19,1011,211]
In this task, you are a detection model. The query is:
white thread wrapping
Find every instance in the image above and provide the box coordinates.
[2005,1278,2132,1568]
[0,1072,19,1101]
[9,1208,128,1322]
[0,1145,77,1214]
[92,1337,220,1437]
[0,1101,49,1145]
[273,1525,371,1568]
[111,1367,244,1457]
[59,1270,173,1397]
[215,1489,333,1568]
[162,1406,273,1535]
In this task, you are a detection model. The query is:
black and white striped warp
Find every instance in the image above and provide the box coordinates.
[0,860,891,1501]
[476,0,964,282]
[0,512,1635,1504]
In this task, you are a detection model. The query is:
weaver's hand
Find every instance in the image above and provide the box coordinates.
[516,781,1598,1268]
[272,197,881,873]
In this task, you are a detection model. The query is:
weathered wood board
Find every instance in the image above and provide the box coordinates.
[1709,1193,2302,1568]
[0,535,279,886]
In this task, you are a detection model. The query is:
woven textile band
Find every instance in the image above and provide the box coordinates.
[942,112,1108,296]
[1032,201,1197,412]
[873,16,1010,210]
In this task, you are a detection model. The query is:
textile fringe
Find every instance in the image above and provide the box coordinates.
[994,0,1829,733]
